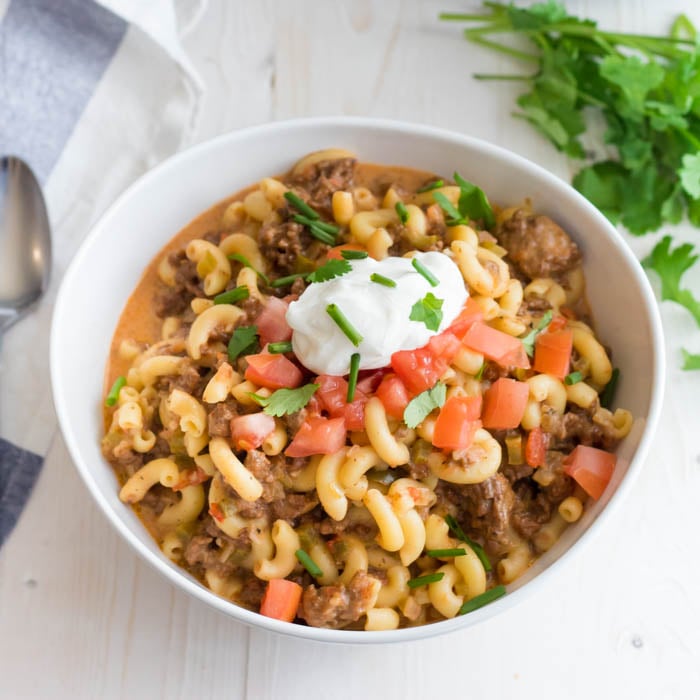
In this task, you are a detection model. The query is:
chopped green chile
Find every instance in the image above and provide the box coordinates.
[505,434,524,465]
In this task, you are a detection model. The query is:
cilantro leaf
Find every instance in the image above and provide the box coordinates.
[410,293,444,331]
[681,349,700,370]
[228,325,259,363]
[249,383,319,417]
[453,173,496,228]
[520,310,553,357]
[403,382,447,429]
[227,253,270,285]
[432,191,464,225]
[643,235,700,326]
[680,152,700,199]
[600,55,664,115]
[306,258,352,283]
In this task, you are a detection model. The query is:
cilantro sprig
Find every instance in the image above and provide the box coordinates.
[403,382,446,429]
[250,383,319,417]
[410,292,444,332]
[520,310,553,357]
[306,258,352,283]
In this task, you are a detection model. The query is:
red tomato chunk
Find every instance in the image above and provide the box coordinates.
[285,416,346,457]
[230,413,276,451]
[432,395,483,451]
[533,329,573,379]
[256,297,293,346]
[376,374,410,420]
[563,444,617,499]
[245,352,303,389]
[462,322,530,369]
[481,377,529,429]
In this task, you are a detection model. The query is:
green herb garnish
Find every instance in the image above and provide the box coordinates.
[292,214,338,246]
[643,235,700,327]
[474,363,486,381]
[403,382,446,429]
[268,341,293,354]
[227,253,270,285]
[410,292,444,331]
[347,353,360,402]
[599,368,620,409]
[682,349,700,370]
[105,376,126,407]
[250,383,319,417]
[370,273,397,288]
[454,172,496,228]
[457,585,506,615]
[445,514,492,572]
[520,310,553,357]
[411,257,440,287]
[564,371,583,385]
[426,548,467,558]
[395,201,409,224]
[326,303,363,347]
[270,273,306,288]
[341,249,369,260]
[407,572,445,589]
[432,191,465,226]
[227,325,259,363]
[416,179,445,193]
[284,191,319,220]
[295,549,323,577]
[213,286,249,305]
[306,258,352,283]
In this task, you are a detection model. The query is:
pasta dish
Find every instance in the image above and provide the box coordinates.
[102,149,631,629]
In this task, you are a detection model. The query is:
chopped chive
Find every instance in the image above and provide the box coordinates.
[370,273,397,288]
[341,249,369,260]
[395,201,409,224]
[600,367,620,409]
[416,179,445,193]
[268,341,293,354]
[432,191,465,225]
[411,257,439,287]
[226,253,270,285]
[326,303,363,347]
[407,572,445,589]
[426,548,467,558]
[445,514,492,571]
[105,376,126,407]
[474,363,486,380]
[458,585,506,615]
[292,214,339,235]
[564,371,583,385]
[295,549,323,577]
[347,353,360,402]
[284,191,319,220]
[270,273,306,288]
[213,286,250,305]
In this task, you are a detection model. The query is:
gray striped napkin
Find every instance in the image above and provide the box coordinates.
[0,0,127,546]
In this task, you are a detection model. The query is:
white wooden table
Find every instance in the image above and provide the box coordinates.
[2,1,700,698]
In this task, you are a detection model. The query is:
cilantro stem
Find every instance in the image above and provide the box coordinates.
[326,304,363,347]
[347,352,360,402]
[466,33,540,62]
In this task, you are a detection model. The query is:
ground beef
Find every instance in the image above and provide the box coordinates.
[207,400,238,437]
[158,363,203,396]
[258,220,323,275]
[298,571,379,629]
[239,296,264,326]
[284,408,309,436]
[153,251,204,318]
[183,534,240,579]
[237,573,268,610]
[497,209,581,280]
[541,406,614,450]
[141,485,178,517]
[110,440,144,476]
[270,492,319,521]
[245,450,285,503]
[288,157,357,215]
[501,462,534,484]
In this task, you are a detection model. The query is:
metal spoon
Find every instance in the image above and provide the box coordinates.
[0,156,51,334]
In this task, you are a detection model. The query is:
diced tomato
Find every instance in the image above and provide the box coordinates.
[172,466,210,491]
[533,329,573,379]
[481,377,529,429]
[376,374,410,420]
[256,297,292,347]
[315,375,348,415]
[462,322,530,369]
[285,416,347,457]
[356,368,390,395]
[432,395,483,450]
[245,352,303,389]
[325,243,366,261]
[525,427,547,467]
[427,329,462,366]
[230,413,276,451]
[446,297,484,339]
[344,399,366,431]
[563,445,617,499]
[260,579,303,622]
[391,345,442,395]
[209,502,225,522]
[547,315,568,332]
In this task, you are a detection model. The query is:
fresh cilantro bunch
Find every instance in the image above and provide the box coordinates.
[441,2,700,234]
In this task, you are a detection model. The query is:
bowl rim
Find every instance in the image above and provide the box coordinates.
[50,115,665,644]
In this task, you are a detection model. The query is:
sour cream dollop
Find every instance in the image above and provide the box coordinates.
[286,251,468,376]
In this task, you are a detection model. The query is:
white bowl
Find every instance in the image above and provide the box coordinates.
[50,117,665,644]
